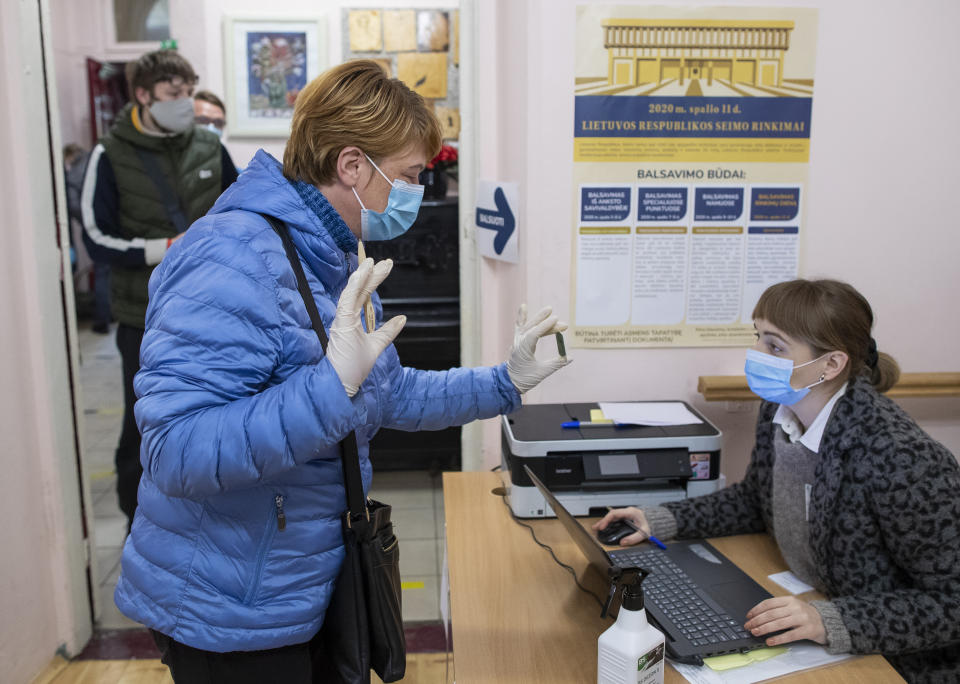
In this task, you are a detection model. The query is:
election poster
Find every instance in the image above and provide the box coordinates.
[571,6,818,347]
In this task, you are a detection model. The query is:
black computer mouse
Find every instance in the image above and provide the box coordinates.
[596,519,636,545]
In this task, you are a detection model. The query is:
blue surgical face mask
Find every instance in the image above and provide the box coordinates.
[200,122,223,138]
[744,349,828,405]
[352,154,424,241]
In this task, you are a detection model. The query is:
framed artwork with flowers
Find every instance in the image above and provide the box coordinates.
[223,16,325,137]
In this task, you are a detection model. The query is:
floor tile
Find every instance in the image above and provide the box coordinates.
[95,546,122,586]
[93,487,122,519]
[391,506,438,541]
[90,472,116,496]
[369,483,436,509]
[372,470,437,490]
[96,584,141,630]
[95,515,128,548]
[100,552,124,589]
[400,539,439,576]
[400,575,440,622]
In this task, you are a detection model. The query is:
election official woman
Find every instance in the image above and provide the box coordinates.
[114,60,569,682]
[596,279,960,684]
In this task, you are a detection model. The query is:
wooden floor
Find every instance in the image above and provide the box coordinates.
[33,653,452,684]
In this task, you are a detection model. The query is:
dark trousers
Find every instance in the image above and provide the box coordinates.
[93,262,112,327]
[151,630,331,684]
[115,324,145,529]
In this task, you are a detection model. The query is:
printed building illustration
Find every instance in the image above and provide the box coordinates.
[579,19,810,97]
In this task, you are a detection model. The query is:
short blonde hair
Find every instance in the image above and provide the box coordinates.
[283,60,442,185]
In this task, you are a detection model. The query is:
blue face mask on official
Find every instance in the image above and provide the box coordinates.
[352,154,424,241]
[744,349,827,405]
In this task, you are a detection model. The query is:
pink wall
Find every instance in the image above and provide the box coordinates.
[470,0,960,475]
[1,2,91,682]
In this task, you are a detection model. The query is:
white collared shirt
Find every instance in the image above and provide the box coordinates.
[772,382,848,453]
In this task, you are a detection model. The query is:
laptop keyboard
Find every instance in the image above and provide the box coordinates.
[613,548,753,647]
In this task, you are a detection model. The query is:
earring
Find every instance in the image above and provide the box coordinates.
[819,373,825,382]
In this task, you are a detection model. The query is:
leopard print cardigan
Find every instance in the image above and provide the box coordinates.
[662,375,960,684]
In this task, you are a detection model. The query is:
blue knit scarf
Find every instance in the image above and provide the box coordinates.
[291,180,358,253]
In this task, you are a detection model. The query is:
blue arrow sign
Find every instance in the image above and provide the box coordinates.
[475,186,515,255]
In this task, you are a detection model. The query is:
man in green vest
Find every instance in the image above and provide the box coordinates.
[80,49,238,531]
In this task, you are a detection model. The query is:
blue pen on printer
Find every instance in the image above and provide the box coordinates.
[607,507,667,550]
[561,420,617,429]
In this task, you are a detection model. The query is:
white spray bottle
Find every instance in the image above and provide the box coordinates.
[598,567,665,684]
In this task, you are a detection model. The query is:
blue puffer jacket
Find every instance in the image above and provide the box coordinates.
[114,150,521,652]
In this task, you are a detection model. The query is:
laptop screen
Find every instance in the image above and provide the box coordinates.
[523,465,613,572]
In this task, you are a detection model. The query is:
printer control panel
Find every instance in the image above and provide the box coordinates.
[582,449,692,484]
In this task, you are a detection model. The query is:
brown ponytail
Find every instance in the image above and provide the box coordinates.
[752,279,900,392]
[870,352,900,393]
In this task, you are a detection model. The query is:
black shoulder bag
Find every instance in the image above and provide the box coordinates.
[261,213,406,684]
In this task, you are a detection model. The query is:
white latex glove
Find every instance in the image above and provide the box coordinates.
[506,304,571,394]
[327,258,406,397]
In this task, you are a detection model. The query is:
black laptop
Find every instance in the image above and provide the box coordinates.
[523,465,773,665]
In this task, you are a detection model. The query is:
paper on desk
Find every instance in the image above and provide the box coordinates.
[598,402,703,426]
[670,642,852,684]
[768,571,815,595]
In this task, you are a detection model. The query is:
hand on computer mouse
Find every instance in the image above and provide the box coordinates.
[592,507,651,546]
[596,519,636,545]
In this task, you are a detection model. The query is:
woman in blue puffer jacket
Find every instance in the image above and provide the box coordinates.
[114,60,569,681]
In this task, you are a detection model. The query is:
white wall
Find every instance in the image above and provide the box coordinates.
[469,0,960,476]
[1,2,91,682]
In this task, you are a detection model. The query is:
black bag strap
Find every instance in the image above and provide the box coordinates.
[260,213,368,525]
[134,147,190,234]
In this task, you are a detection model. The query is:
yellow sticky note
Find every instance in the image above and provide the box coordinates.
[589,409,613,424]
[746,646,788,662]
[704,653,751,671]
[704,646,788,671]
[401,581,425,590]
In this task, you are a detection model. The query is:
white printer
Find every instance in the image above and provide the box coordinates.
[501,402,725,518]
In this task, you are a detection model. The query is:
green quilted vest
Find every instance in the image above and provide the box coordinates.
[100,103,223,328]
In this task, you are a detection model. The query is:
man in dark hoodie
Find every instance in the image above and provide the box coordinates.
[80,49,238,530]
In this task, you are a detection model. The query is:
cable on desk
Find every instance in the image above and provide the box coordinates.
[498,491,610,616]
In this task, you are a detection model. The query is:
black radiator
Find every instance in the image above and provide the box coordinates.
[364,197,461,471]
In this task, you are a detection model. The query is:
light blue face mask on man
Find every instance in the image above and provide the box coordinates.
[744,349,827,405]
[352,154,424,241]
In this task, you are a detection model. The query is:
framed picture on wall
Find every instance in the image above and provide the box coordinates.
[223,16,325,137]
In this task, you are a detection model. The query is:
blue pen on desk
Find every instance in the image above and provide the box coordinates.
[647,535,668,550]
[607,507,668,550]
[561,420,618,429]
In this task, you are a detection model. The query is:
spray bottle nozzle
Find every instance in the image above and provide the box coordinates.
[601,566,650,618]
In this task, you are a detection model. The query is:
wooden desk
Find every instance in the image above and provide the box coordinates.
[443,471,904,684]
